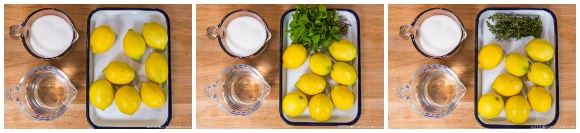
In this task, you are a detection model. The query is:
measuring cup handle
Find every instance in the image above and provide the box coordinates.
[9,24,27,40]
[396,84,411,100]
[204,84,218,98]
[206,26,223,40]
[399,24,415,40]
[6,87,20,101]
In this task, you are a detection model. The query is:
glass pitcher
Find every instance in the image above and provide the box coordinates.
[396,64,466,118]
[6,66,78,121]
[399,8,467,59]
[9,8,79,60]
[204,64,271,116]
[206,9,271,59]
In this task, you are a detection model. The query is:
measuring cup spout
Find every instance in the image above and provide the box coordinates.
[6,87,20,101]
[204,84,218,98]
[396,84,411,100]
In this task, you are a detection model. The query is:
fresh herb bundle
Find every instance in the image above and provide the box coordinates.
[284,4,350,52]
[486,13,542,41]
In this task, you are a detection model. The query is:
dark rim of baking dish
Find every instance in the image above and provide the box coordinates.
[474,7,559,129]
[19,8,78,60]
[279,8,362,126]
[216,9,270,59]
[409,8,466,59]
[85,8,172,129]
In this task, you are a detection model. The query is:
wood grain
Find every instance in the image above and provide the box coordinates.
[3,4,192,129]
[196,4,384,129]
[388,4,575,129]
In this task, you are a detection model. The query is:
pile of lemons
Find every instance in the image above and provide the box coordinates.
[281,39,358,122]
[88,22,169,116]
[477,38,555,124]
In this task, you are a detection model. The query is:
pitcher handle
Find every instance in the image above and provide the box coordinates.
[396,84,411,100]
[204,84,218,98]
[9,24,27,40]
[399,24,416,40]
[6,87,20,101]
[206,26,223,40]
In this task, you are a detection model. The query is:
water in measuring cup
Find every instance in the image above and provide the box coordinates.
[416,70,458,107]
[222,70,264,107]
[225,16,267,57]
[26,72,68,111]
[29,15,74,58]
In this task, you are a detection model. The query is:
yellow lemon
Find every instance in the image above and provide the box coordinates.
[140,82,166,108]
[89,79,114,111]
[491,74,523,97]
[526,38,554,62]
[528,86,552,113]
[330,62,357,86]
[123,29,146,60]
[296,73,326,95]
[329,39,357,62]
[90,26,116,53]
[309,94,333,122]
[331,85,354,110]
[478,44,504,70]
[477,93,504,119]
[145,52,169,84]
[115,85,141,115]
[103,61,135,85]
[528,62,555,87]
[505,95,530,124]
[505,53,530,76]
[309,53,332,76]
[142,22,168,50]
[282,44,307,69]
[282,91,308,117]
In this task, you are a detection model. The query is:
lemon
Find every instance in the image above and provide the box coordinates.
[145,52,169,84]
[123,29,146,60]
[505,53,529,76]
[90,26,116,53]
[477,93,504,119]
[528,62,555,87]
[296,73,326,95]
[330,62,357,86]
[505,95,530,124]
[89,79,114,111]
[309,94,333,122]
[331,85,354,110]
[528,86,552,113]
[282,44,307,69]
[140,82,166,108]
[526,38,554,62]
[142,22,168,50]
[329,39,357,62]
[478,44,504,70]
[491,74,523,97]
[282,91,308,117]
[309,53,332,76]
[103,61,135,85]
[115,85,141,115]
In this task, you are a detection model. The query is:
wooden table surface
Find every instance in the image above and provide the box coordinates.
[196,4,384,129]
[388,4,576,129]
[3,4,192,129]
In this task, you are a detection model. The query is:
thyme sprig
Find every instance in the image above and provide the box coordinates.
[486,13,542,41]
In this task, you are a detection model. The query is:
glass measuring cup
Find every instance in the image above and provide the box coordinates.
[9,8,79,60]
[206,9,272,59]
[399,8,467,59]
[204,64,271,116]
[396,64,466,118]
[6,66,78,121]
